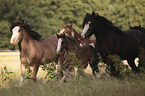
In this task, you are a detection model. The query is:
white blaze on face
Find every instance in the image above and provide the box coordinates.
[71,29,75,38]
[10,26,21,45]
[56,38,63,53]
[81,22,91,38]
[60,29,65,34]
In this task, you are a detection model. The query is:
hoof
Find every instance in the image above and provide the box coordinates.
[36,77,43,83]
[15,83,24,87]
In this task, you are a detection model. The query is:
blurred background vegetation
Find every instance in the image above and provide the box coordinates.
[0,0,145,50]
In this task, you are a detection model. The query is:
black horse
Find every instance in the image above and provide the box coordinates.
[81,11,145,76]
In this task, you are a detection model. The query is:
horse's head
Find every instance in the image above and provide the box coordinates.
[60,24,73,37]
[10,21,42,45]
[10,21,24,45]
[56,33,66,54]
[81,11,115,38]
[130,25,145,33]
[130,25,141,30]
[81,11,99,38]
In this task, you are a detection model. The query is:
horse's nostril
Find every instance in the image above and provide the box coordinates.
[10,40,15,45]
[56,51,61,54]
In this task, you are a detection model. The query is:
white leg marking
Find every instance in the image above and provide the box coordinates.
[60,76,66,83]
[15,76,25,87]
[89,43,95,48]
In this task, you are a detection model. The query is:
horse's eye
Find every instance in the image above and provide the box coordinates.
[62,41,65,45]
[18,29,21,32]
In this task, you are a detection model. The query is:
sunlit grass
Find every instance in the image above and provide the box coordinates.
[0,52,145,96]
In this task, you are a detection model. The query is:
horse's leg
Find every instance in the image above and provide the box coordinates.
[90,58,99,76]
[138,57,145,71]
[57,56,64,78]
[110,63,116,76]
[110,62,122,77]
[16,63,26,86]
[127,58,139,72]
[32,64,39,82]
[76,63,87,77]
[90,63,99,76]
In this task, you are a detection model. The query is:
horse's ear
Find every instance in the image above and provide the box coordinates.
[92,11,96,18]
[69,23,72,28]
[139,24,141,28]
[56,33,59,38]
[86,12,90,16]
[96,13,99,16]
[19,20,24,27]
[62,33,66,38]
[11,20,14,24]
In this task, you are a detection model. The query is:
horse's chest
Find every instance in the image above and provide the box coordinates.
[96,39,120,55]
[20,50,41,65]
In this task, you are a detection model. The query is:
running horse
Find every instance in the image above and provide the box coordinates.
[10,21,67,86]
[56,33,99,76]
[60,24,95,47]
[81,11,145,76]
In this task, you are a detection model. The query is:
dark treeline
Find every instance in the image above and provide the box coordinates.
[0,0,145,50]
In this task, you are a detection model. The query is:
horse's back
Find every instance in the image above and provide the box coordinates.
[40,36,58,62]
[77,45,95,61]
[120,30,145,58]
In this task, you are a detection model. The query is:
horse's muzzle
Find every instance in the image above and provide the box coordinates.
[56,51,61,54]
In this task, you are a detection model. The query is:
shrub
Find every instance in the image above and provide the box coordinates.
[0,65,13,83]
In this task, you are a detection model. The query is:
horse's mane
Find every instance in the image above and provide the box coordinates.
[67,36,79,45]
[10,21,42,40]
[82,13,123,34]
[96,15,123,34]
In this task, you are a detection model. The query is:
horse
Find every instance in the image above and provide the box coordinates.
[56,33,99,76]
[81,11,145,76]
[10,21,68,86]
[130,25,145,34]
[60,24,96,47]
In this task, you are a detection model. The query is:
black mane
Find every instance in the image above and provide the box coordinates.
[67,36,79,46]
[10,21,42,40]
[82,13,123,34]
[59,34,79,46]
[96,15,123,34]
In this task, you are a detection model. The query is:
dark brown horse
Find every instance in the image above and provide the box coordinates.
[56,33,99,76]
[10,21,67,86]
[60,24,95,47]
[81,11,145,76]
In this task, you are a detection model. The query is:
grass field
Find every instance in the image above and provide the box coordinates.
[0,52,145,96]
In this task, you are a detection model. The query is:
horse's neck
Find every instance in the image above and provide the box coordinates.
[72,29,82,41]
[66,40,79,53]
[20,29,37,51]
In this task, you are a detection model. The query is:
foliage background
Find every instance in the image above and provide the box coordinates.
[0,0,145,50]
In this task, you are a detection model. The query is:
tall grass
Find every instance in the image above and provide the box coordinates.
[0,52,145,96]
